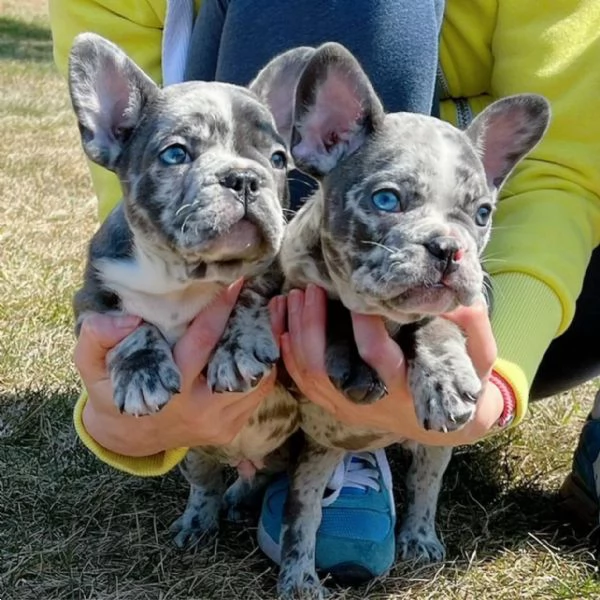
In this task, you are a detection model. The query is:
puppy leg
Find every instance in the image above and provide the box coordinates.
[107,323,181,416]
[171,449,226,548]
[207,281,280,393]
[278,438,345,600]
[325,299,387,405]
[223,472,273,523]
[401,318,482,432]
[397,442,452,563]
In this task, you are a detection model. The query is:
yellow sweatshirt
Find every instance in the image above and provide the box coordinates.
[49,0,600,477]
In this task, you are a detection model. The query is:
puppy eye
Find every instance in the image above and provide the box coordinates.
[475,203,493,226]
[270,150,287,170]
[371,189,403,212]
[159,144,190,166]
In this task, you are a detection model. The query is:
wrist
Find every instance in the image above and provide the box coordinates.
[82,397,166,457]
[488,369,517,429]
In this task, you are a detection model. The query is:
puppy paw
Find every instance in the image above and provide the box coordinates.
[397,521,446,563]
[278,568,327,600]
[410,353,481,432]
[207,305,279,393]
[107,324,180,416]
[170,506,219,549]
[326,341,387,404]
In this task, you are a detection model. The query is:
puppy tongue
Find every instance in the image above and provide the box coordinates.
[205,220,261,260]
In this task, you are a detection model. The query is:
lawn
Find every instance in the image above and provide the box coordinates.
[1,2,599,599]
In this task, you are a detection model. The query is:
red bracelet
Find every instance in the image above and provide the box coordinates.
[488,369,517,428]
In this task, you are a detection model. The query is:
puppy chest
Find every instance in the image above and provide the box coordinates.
[97,258,222,344]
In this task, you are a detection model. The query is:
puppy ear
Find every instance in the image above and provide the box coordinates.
[291,42,384,178]
[68,33,158,170]
[465,94,551,190]
[249,46,317,145]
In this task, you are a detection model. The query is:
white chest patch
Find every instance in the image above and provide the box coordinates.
[96,250,222,346]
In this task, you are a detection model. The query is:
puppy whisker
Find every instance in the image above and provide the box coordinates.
[175,202,198,217]
[362,240,396,255]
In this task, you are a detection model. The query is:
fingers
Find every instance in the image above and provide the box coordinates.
[174,278,244,381]
[287,285,329,375]
[74,313,141,382]
[351,312,406,389]
[442,300,497,379]
[268,295,287,344]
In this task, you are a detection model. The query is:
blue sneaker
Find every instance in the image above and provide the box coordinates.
[257,450,396,585]
[559,415,600,527]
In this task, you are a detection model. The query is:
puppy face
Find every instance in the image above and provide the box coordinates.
[68,34,289,278]
[253,43,551,320]
[321,115,494,317]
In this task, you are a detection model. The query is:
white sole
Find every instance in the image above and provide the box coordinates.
[257,520,282,565]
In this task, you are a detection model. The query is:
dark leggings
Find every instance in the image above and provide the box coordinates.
[186,1,600,402]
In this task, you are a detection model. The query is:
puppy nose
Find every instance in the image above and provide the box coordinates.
[424,236,463,274]
[220,169,260,200]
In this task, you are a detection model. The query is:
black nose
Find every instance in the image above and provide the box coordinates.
[424,236,463,274]
[220,169,260,200]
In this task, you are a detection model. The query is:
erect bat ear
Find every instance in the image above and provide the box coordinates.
[465,94,551,190]
[68,32,158,170]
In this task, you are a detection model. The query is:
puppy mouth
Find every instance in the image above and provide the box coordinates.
[395,282,458,314]
[199,219,265,263]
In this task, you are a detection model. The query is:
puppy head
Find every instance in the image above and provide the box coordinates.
[68,33,289,279]
[257,43,551,320]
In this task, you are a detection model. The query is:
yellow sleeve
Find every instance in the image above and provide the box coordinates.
[49,0,171,219]
[442,0,600,426]
[49,0,194,476]
[73,391,189,476]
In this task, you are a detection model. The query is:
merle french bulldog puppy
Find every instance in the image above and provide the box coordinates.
[252,43,550,599]
[68,33,299,546]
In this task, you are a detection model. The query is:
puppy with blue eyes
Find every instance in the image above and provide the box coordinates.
[251,43,550,598]
[69,33,299,545]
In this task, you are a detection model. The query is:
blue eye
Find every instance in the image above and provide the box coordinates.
[371,189,402,212]
[475,204,492,226]
[159,144,190,165]
[270,150,287,169]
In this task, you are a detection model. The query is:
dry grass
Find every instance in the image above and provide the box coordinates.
[1,2,599,599]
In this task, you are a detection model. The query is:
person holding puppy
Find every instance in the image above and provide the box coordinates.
[49,0,600,584]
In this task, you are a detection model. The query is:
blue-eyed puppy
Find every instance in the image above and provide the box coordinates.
[252,43,550,599]
[69,33,298,546]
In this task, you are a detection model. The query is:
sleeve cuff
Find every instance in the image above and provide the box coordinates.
[487,272,563,429]
[73,391,188,477]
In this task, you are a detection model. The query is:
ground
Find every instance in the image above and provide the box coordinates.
[1,2,599,599]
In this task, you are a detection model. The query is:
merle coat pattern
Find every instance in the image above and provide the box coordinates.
[68,33,300,546]
[252,43,550,599]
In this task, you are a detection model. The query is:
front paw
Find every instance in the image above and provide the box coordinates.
[107,324,181,416]
[397,520,446,563]
[326,341,387,404]
[170,507,219,549]
[278,567,327,600]
[207,315,279,393]
[410,355,481,432]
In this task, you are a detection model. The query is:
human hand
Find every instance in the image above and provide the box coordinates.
[281,285,503,447]
[73,279,287,456]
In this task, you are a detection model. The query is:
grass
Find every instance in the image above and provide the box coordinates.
[1,2,599,599]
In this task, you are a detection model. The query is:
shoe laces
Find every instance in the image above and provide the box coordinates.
[322,449,393,508]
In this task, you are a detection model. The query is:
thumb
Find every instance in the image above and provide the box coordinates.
[442,300,497,379]
[73,313,141,382]
[174,278,244,381]
[351,312,406,389]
